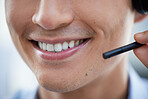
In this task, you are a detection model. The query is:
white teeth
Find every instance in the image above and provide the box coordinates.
[47,44,54,51]
[38,42,43,49]
[80,40,83,44]
[54,43,62,52]
[42,43,47,51]
[63,42,68,50]
[38,39,85,52]
[75,40,80,46]
[69,40,75,48]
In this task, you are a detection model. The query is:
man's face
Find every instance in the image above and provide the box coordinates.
[5,0,134,92]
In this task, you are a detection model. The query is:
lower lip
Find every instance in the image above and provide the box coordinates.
[33,39,90,60]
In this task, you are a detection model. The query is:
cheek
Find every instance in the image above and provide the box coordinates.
[69,0,133,75]
[70,0,128,25]
[70,0,129,53]
[5,0,39,70]
[72,0,132,45]
[6,0,37,36]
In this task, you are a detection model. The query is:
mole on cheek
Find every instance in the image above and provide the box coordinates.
[85,73,88,76]
[93,21,96,25]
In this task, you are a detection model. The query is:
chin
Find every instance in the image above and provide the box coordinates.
[36,71,87,93]
[38,78,83,93]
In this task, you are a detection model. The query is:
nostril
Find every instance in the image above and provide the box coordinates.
[60,23,67,27]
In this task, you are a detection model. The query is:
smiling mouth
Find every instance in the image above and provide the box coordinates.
[31,38,89,53]
[30,38,90,60]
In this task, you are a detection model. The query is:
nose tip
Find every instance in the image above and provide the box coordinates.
[32,12,73,30]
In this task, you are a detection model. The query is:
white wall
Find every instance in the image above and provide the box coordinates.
[0,0,148,98]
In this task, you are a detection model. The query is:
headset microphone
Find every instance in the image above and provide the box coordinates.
[132,0,148,14]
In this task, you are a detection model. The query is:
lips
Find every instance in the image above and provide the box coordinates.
[31,38,90,60]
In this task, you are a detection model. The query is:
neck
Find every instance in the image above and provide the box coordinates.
[39,57,129,99]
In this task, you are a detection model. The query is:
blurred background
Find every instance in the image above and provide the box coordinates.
[0,0,148,99]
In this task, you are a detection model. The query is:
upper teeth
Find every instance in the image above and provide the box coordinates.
[38,40,84,52]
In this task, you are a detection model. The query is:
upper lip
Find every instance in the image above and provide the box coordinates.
[30,37,90,44]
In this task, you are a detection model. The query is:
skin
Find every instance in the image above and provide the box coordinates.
[5,0,148,99]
